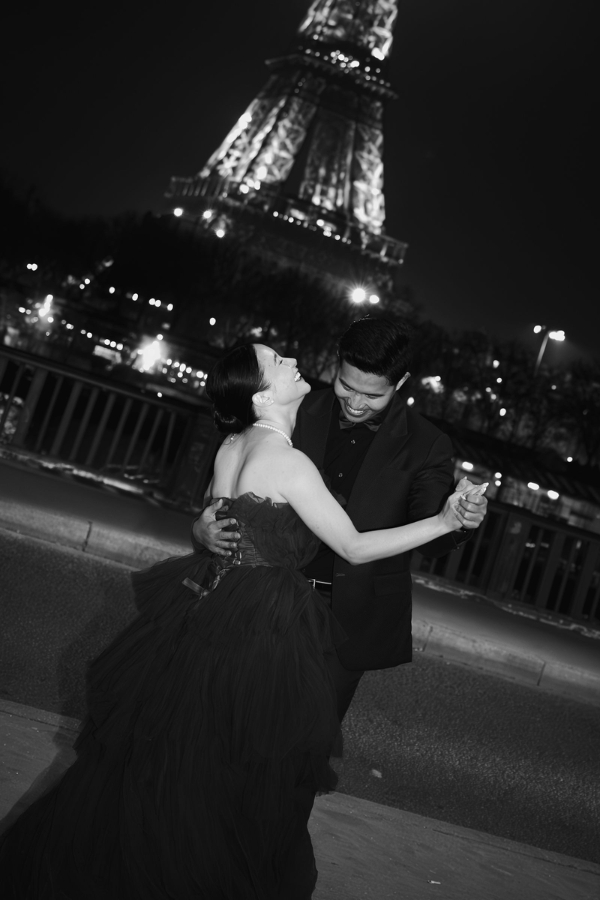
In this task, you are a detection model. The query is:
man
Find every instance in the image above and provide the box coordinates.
[193,317,487,728]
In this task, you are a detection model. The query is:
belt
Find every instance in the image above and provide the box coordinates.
[307,579,332,590]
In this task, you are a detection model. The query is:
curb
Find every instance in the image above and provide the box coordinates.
[0,502,187,569]
[412,619,600,705]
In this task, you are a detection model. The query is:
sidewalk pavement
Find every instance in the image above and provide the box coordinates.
[1,698,599,899]
[1,454,599,708]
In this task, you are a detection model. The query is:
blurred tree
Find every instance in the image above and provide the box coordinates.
[557,359,600,466]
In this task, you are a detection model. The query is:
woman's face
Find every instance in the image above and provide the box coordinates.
[253,345,310,403]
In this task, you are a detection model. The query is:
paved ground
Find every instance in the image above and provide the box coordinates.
[1,700,599,900]
[2,527,599,866]
[2,455,600,896]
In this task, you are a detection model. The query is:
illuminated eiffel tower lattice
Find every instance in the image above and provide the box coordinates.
[167,0,407,298]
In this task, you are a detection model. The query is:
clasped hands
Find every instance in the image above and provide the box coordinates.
[446,477,488,531]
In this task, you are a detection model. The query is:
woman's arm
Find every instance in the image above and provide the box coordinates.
[276,450,479,566]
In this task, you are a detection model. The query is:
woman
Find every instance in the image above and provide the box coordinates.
[0,344,484,899]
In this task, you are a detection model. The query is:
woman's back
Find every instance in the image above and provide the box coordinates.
[209,430,297,502]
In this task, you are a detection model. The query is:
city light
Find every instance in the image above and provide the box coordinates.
[215,228,225,238]
[369,294,380,304]
[39,295,53,318]
[547,490,560,500]
[173,208,184,217]
[495,472,502,479]
[533,325,543,334]
[567,457,573,462]
[209,317,216,325]
[109,287,115,294]
[407,397,415,406]
[549,330,565,341]
[499,408,507,416]
[527,482,540,491]
[462,461,474,471]
[350,287,367,303]
[492,360,500,368]
[139,340,163,372]
[203,210,213,220]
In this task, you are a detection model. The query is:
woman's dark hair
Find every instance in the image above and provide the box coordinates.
[338,316,414,385]
[205,344,269,434]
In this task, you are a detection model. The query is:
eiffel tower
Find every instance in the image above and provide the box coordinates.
[167,0,407,304]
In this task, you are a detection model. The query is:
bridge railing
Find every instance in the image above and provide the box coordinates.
[3,346,599,626]
[0,346,218,509]
[413,501,600,627]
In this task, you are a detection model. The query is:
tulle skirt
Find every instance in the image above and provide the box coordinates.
[0,551,343,899]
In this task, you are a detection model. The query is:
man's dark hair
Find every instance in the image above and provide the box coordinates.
[338,316,414,385]
[205,344,269,434]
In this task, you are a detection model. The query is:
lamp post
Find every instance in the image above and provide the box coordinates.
[533,325,565,374]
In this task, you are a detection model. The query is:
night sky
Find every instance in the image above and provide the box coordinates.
[2,0,596,361]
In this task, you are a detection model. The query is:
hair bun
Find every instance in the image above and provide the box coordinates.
[213,408,244,434]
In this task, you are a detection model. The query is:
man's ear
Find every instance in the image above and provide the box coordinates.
[252,391,274,408]
[395,371,410,391]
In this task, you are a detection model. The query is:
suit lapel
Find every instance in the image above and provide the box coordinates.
[295,389,335,469]
[347,396,410,520]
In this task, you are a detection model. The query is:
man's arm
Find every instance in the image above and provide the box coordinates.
[191,499,241,555]
[408,433,487,557]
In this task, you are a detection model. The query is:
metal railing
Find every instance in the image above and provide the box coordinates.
[413,502,600,626]
[3,346,600,624]
[0,347,216,506]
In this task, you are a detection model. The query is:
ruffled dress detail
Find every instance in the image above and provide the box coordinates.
[0,493,345,900]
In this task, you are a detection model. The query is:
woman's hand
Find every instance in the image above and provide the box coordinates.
[439,478,489,532]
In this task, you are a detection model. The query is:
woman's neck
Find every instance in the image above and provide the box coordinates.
[255,398,302,439]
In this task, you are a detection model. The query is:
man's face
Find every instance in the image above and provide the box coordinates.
[334,361,398,424]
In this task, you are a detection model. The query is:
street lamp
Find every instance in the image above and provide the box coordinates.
[533,325,565,374]
[350,287,367,303]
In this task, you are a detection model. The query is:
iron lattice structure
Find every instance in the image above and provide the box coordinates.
[168,0,407,288]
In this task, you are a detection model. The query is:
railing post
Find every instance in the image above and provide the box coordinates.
[487,512,528,600]
[12,368,47,447]
[571,541,600,619]
[166,413,222,510]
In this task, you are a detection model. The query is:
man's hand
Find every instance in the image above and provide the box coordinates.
[191,499,241,556]
[455,478,488,529]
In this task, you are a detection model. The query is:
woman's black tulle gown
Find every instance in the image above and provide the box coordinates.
[0,494,344,899]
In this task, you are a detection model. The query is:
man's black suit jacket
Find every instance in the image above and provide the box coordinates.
[293,388,459,672]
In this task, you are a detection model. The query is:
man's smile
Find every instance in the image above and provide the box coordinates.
[344,400,367,416]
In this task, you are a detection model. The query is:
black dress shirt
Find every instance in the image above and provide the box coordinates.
[303,402,391,583]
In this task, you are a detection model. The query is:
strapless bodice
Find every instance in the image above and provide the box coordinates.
[215,492,320,570]
[183,492,321,597]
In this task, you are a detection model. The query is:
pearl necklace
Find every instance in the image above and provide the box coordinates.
[252,422,293,447]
